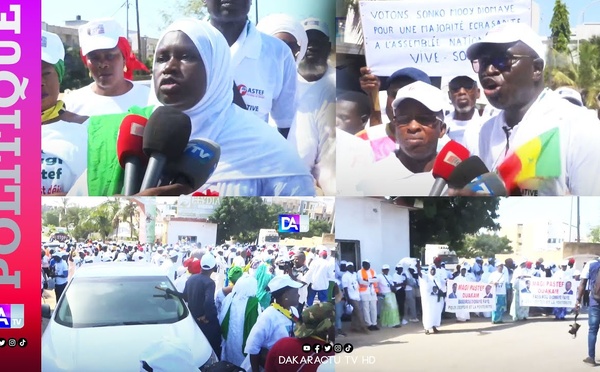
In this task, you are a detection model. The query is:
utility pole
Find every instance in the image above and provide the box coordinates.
[135,0,142,61]
[126,1,129,43]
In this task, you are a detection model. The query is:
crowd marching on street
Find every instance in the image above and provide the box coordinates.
[337,255,586,336]
[41,240,340,371]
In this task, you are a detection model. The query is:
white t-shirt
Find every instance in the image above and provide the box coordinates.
[230,21,297,129]
[342,271,360,301]
[464,88,600,196]
[336,128,374,196]
[243,306,294,355]
[63,82,150,116]
[288,67,336,195]
[444,110,483,147]
[42,120,89,195]
[304,258,335,291]
[378,274,393,294]
[355,153,438,196]
[54,260,69,286]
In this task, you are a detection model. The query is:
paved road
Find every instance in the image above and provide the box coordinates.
[337,313,594,372]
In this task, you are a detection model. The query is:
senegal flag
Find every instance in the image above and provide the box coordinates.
[497,127,561,192]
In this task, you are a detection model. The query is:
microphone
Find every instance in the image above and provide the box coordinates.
[447,156,489,189]
[161,139,221,190]
[117,114,149,196]
[429,140,471,196]
[464,173,508,196]
[139,107,192,192]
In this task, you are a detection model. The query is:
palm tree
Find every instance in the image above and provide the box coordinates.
[545,42,600,107]
[120,200,140,239]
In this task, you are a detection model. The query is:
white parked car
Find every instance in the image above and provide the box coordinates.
[42,263,218,371]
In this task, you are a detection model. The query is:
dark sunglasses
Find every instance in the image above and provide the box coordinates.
[449,81,477,92]
[394,114,442,127]
[471,54,536,73]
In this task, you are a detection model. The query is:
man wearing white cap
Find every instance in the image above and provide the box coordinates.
[445,75,484,146]
[287,18,336,195]
[205,0,297,138]
[42,30,90,195]
[358,259,379,331]
[63,18,150,117]
[460,23,600,196]
[162,250,179,283]
[341,262,369,333]
[182,253,222,359]
[552,260,572,320]
[354,81,448,196]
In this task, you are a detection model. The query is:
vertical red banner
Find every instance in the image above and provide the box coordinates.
[0,1,41,371]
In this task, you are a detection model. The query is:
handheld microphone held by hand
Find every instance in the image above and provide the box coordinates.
[117,114,149,196]
[429,140,471,196]
[139,107,192,192]
[163,139,221,190]
[464,173,507,196]
[447,156,489,189]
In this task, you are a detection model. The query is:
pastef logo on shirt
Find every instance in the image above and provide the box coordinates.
[238,84,265,99]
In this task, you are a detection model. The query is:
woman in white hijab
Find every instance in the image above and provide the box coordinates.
[219,274,260,367]
[68,19,315,197]
[417,261,443,334]
[256,14,308,65]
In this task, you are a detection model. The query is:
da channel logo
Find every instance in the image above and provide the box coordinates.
[0,304,24,329]
[278,214,309,233]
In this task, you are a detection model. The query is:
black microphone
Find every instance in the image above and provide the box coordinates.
[447,156,489,189]
[139,107,192,192]
[161,139,221,190]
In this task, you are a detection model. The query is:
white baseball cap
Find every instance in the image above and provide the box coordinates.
[201,254,216,270]
[302,17,330,39]
[466,23,546,65]
[392,81,446,115]
[382,264,390,270]
[42,30,65,64]
[139,337,197,372]
[556,87,583,106]
[267,274,304,293]
[79,18,125,56]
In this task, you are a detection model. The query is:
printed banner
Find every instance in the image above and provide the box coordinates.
[359,0,532,77]
[445,280,495,312]
[519,278,579,307]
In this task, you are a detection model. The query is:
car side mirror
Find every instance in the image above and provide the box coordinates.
[42,304,52,319]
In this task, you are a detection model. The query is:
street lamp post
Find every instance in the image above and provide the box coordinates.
[577,0,600,56]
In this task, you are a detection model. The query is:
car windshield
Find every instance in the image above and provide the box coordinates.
[54,276,188,328]
[265,236,279,243]
[438,255,459,265]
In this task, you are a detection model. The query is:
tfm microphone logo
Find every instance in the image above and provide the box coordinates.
[278,214,309,233]
[443,151,462,166]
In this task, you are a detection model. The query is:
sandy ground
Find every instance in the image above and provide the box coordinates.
[336,311,595,372]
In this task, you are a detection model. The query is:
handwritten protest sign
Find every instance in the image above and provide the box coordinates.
[359,0,532,77]
[519,278,579,307]
[445,280,495,312]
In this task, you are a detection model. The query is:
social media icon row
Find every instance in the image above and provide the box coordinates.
[302,343,353,353]
[0,338,27,348]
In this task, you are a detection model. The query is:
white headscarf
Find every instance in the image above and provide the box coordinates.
[148,19,312,188]
[218,273,259,324]
[256,13,308,64]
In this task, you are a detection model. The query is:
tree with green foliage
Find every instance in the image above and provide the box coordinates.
[43,211,60,228]
[549,0,571,54]
[209,197,285,244]
[464,234,513,258]
[590,226,600,243]
[408,198,501,258]
[161,0,208,28]
[61,45,93,92]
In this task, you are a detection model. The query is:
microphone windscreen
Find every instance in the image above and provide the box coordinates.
[447,156,489,189]
[466,173,508,196]
[143,106,192,159]
[432,140,470,179]
[116,114,149,168]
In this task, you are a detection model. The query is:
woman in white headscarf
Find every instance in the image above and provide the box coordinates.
[219,274,260,367]
[256,14,308,65]
[67,19,315,197]
[416,261,443,334]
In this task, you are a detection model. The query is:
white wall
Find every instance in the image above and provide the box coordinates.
[335,197,411,272]
[166,221,218,247]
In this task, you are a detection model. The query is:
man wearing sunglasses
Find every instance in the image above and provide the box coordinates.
[456,23,600,196]
[445,75,483,146]
[354,81,448,195]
